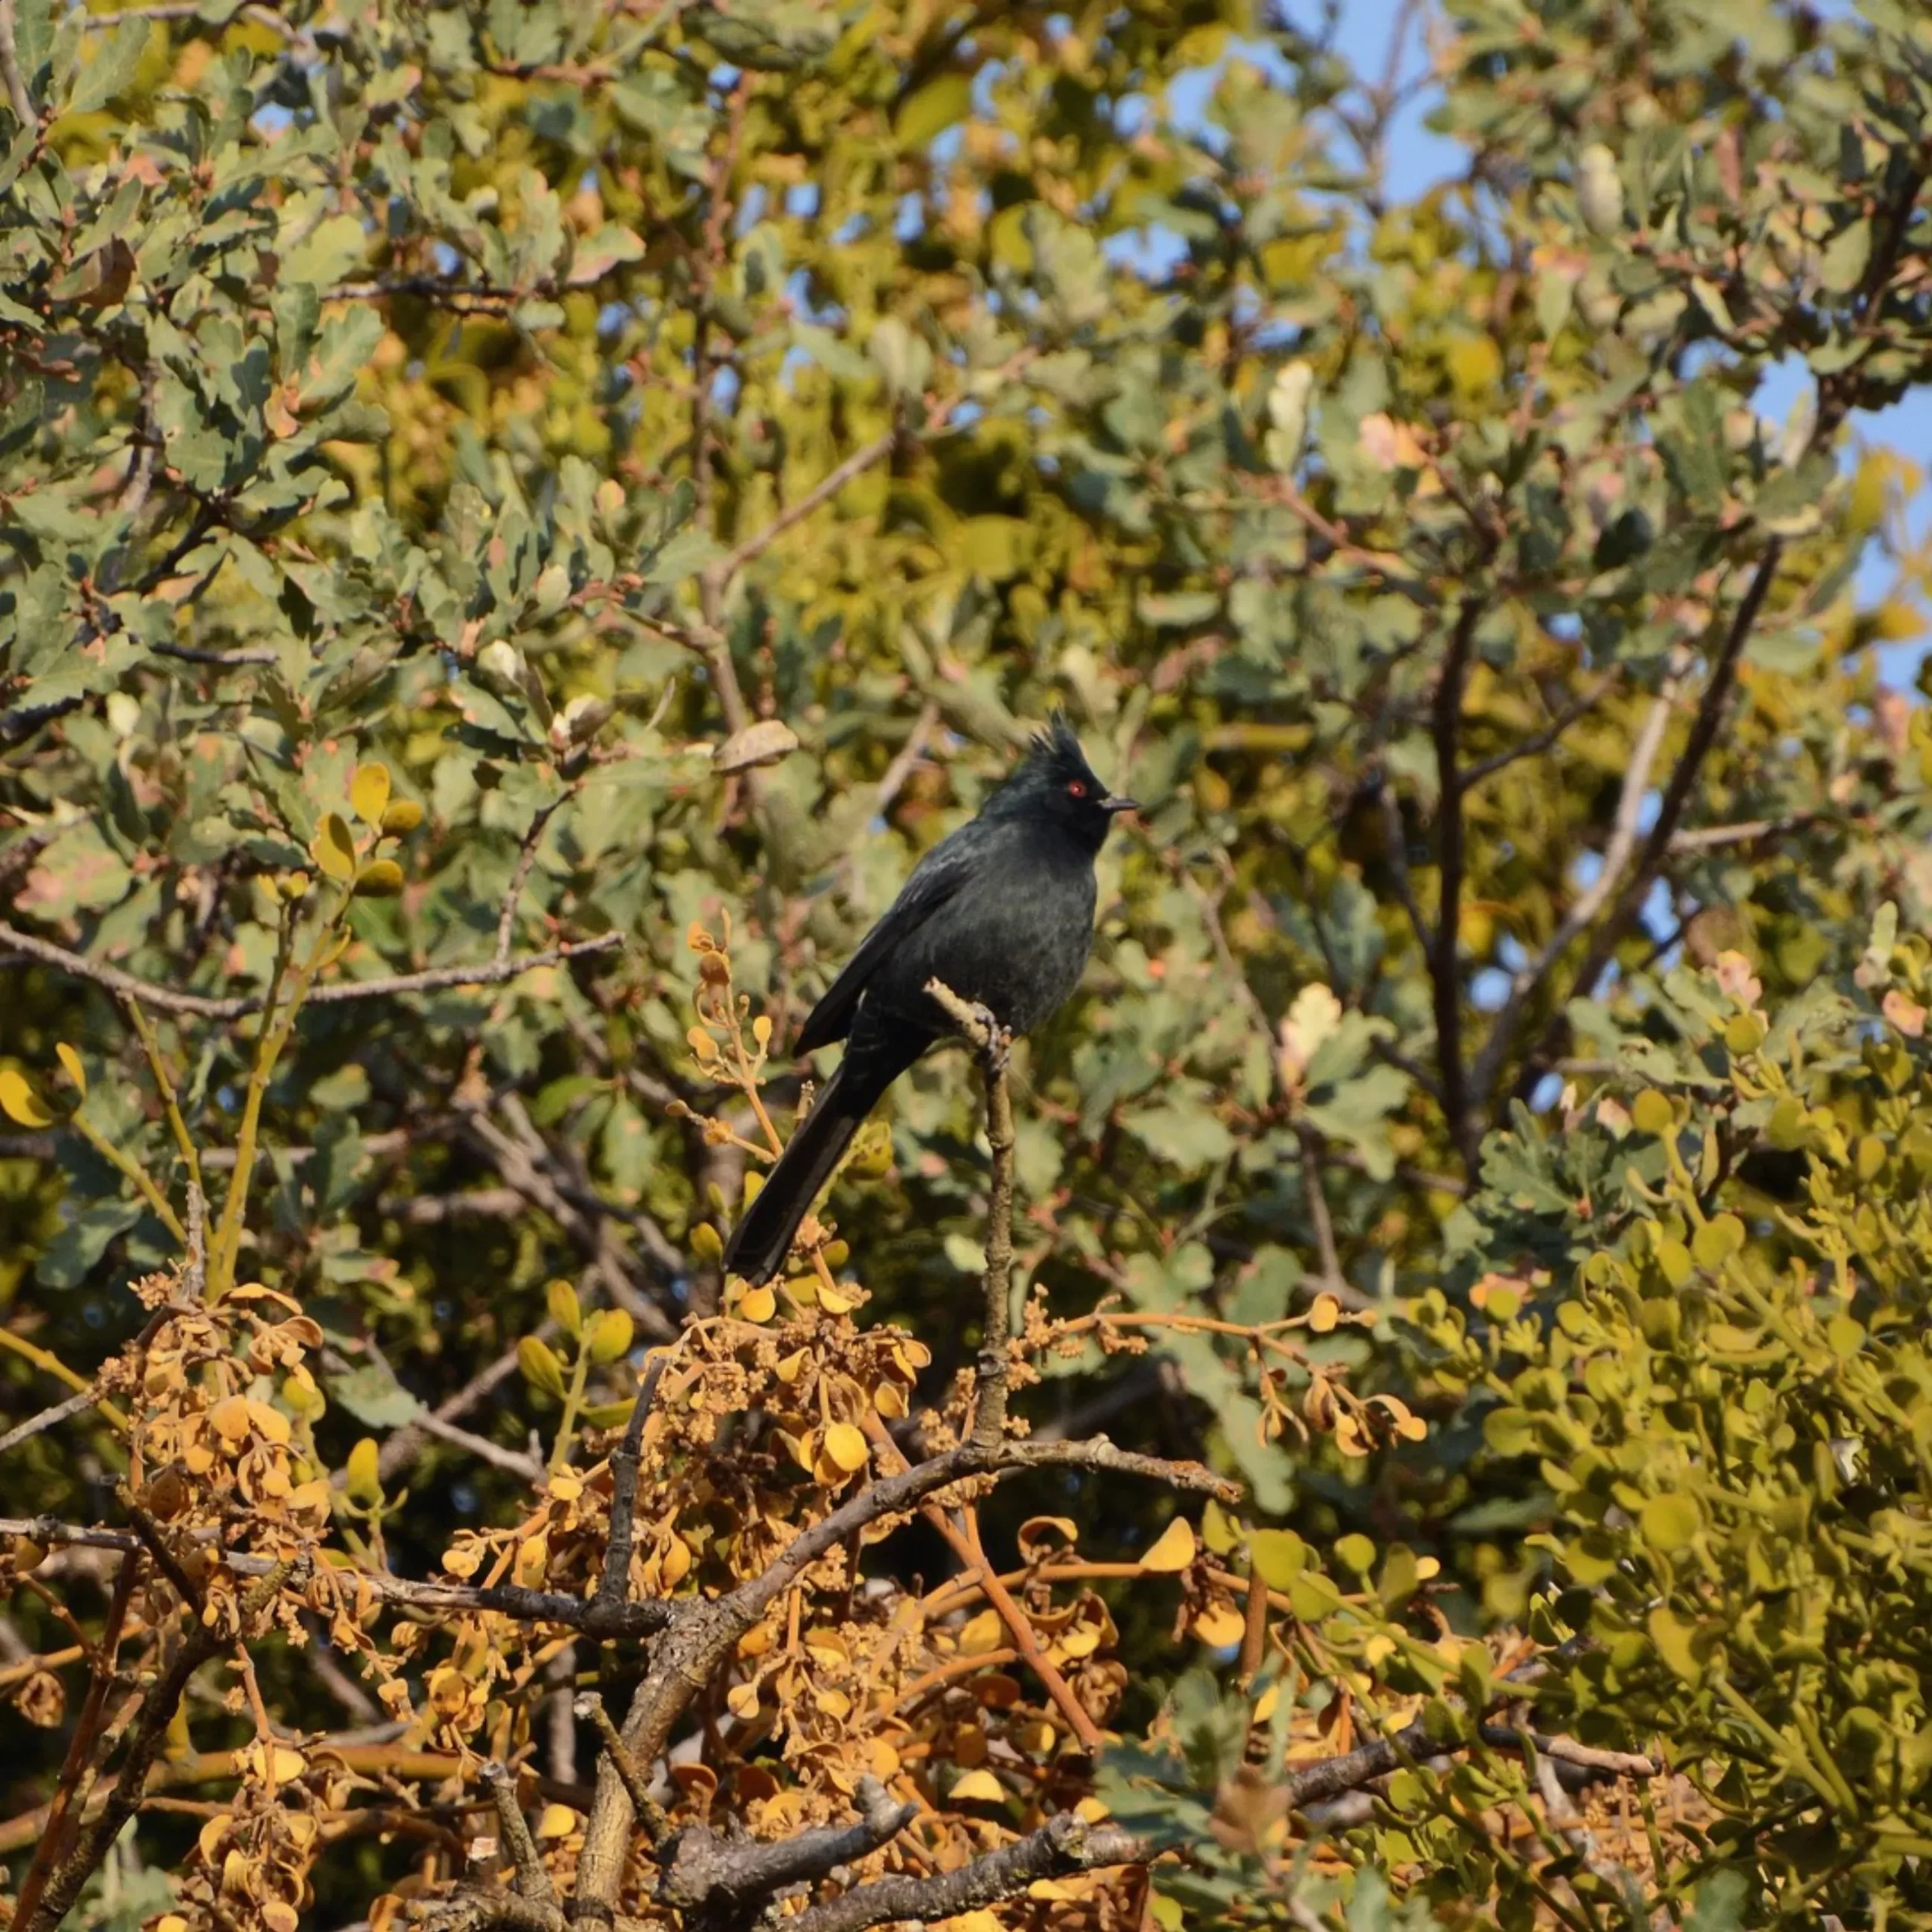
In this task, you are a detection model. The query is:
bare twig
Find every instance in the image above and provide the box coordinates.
[1430,596,1484,1171]
[703,429,899,589]
[0,1518,677,1639]
[479,1763,555,1907]
[0,1389,97,1459]
[1519,548,1786,1091]
[1470,665,1681,1106]
[1462,668,1624,788]
[922,977,1017,1445]
[0,0,34,126]
[595,1352,668,1608]
[0,921,622,1022]
[573,1692,670,1847]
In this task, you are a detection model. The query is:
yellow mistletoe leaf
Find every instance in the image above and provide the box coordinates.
[1192,1602,1247,1646]
[0,1069,55,1128]
[54,1043,86,1097]
[739,1284,777,1323]
[1140,1516,1197,1572]
[210,1395,252,1442]
[349,761,392,826]
[958,1608,1004,1655]
[1307,1293,1340,1334]
[537,1804,578,1840]
[726,1680,762,1720]
[816,1278,864,1314]
[823,1422,869,1474]
[949,1770,1005,1804]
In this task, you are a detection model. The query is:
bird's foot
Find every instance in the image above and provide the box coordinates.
[967,1001,1014,1078]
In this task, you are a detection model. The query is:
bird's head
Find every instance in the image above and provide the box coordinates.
[994,713,1139,849]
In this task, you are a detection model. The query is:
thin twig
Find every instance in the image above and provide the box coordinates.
[0,1389,97,1459]
[1462,669,1624,788]
[704,429,899,589]
[1471,665,1681,1106]
[479,1763,555,1906]
[0,921,621,1022]
[572,1693,670,1847]
[923,977,1015,1446]
[1430,596,1484,1171]
[595,1352,667,1608]
[0,0,34,126]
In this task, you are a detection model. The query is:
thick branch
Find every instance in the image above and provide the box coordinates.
[0,921,621,1021]
[658,1777,916,1916]
[571,1433,1237,1911]
[787,1813,1147,1932]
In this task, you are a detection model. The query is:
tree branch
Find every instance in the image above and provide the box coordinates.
[786,1812,1148,1932]
[1514,549,1784,1091]
[1470,665,1681,1106]
[1430,596,1484,1171]
[703,429,898,589]
[922,976,1016,1446]
[0,921,621,1022]
[479,1762,555,1907]
[657,1776,917,1916]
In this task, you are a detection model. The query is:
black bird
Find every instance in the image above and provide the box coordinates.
[722,716,1138,1284]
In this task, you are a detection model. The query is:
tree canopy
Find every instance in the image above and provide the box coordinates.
[5,0,1932,1927]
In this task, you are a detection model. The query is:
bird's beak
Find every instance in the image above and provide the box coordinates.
[1101,794,1140,816]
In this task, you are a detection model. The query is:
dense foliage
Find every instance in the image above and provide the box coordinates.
[5,0,1932,1926]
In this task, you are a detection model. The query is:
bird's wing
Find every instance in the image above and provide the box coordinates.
[792,838,977,1054]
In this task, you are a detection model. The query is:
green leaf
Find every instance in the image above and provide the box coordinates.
[67,18,149,113]
[895,72,972,148]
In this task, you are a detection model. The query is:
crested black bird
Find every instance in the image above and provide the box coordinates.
[721,716,1137,1284]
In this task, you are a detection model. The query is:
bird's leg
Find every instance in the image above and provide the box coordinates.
[966,1001,1014,1078]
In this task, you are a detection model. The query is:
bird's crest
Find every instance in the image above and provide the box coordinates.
[1026,711,1092,781]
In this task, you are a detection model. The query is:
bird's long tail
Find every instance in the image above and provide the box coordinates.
[721,1051,906,1285]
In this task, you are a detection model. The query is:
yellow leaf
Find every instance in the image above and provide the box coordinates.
[1307,1293,1340,1334]
[816,1278,863,1313]
[210,1395,252,1441]
[822,1422,869,1473]
[536,1804,578,1840]
[1140,1517,1196,1573]
[949,1769,1005,1804]
[1192,1602,1247,1646]
[546,1278,582,1334]
[587,1309,633,1364]
[727,1679,762,1719]
[0,1069,54,1128]
[311,811,357,882]
[344,1438,382,1506]
[54,1044,86,1097]
[687,1025,719,1062]
[958,1608,1004,1655]
[739,1284,776,1322]
[349,761,392,825]
[518,1336,567,1399]
[353,858,405,898]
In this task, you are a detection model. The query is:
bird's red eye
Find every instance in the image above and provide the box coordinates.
[1066,779,1086,798]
